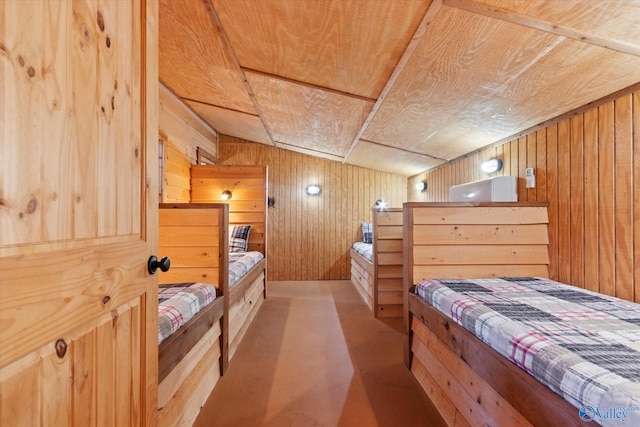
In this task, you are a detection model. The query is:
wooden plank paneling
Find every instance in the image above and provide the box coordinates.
[583,108,599,294]
[599,102,616,298]
[406,204,551,296]
[414,224,549,245]
[570,115,584,288]
[408,89,640,303]
[635,91,640,303]
[373,208,403,318]
[614,94,634,301]
[413,206,548,225]
[218,136,407,281]
[546,124,559,280]
[159,83,218,162]
[411,319,531,427]
[158,205,227,287]
[190,165,267,255]
[414,245,549,265]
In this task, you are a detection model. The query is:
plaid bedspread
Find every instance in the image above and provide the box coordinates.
[415,277,640,425]
[352,242,373,262]
[229,251,264,287]
[158,282,216,344]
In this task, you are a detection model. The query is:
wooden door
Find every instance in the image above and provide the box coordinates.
[0,1,159,425]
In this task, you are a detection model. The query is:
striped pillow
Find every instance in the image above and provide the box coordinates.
[229,225,252,252]
[362,222,373,244]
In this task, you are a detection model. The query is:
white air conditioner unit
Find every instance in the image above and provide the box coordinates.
[449,176,517,202]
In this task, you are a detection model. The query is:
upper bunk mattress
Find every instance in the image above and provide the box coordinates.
[351,242,372,262]
[158,282,217,345]
[229,251,264,287]
[414,277,640,423]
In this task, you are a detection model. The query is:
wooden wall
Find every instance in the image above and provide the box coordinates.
[159,83,218,203]
[218,136,407,281]
[159,83,218,162]
[191,165,268,255]
[408,87,640,303]
[162,142,192,203]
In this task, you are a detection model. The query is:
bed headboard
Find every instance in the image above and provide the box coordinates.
[158,203,229,295]
[404,202,550,285]
[403,202,550,360]
[373,208,404,318]
[190,165,267,255]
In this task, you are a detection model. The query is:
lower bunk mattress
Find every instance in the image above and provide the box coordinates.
[229,251,264,287]
[351,242,372,262]
[158,282,217,345]
[414,277,640,423]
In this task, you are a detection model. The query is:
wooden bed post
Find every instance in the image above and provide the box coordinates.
[219,205,230,375]
[403,203,413,369]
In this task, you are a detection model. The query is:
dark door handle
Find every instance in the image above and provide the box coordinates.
[148,256,171,275]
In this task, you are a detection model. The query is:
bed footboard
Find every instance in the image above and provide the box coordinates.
[158,203,230,426]
[158,297,225,382]
[350,248,374,311]
[228,259,266,359]
[408,293,582,427]
[158,315,224,427]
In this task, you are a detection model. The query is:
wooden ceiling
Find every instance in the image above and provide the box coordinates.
[159,0,640,177]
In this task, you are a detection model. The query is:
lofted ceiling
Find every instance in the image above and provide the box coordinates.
[159,0,640,177]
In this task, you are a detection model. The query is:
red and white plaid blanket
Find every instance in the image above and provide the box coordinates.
[415,277,640,426]
[158,282,216,344]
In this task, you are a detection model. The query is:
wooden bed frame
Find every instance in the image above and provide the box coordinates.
[403,202,587,427]
[227,256,266,359]
[190,164,268,360]
[350,247,374,311]
[351,208,404,318]
[158,203,229,427]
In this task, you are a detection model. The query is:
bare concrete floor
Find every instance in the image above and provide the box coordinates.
[194,280,446,427]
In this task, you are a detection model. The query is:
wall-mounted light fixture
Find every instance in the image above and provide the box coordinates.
[267,196,275,208]
[221,190,233,200]
[415,181,427,192]
[374,199,387,210]
[481,158,503,174]
[306,184,321,195]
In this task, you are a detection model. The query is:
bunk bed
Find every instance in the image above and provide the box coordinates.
[350,221,374,310]
[403,202,640,427]
[157,203,229,427]
[350,208,404,318]
[225,227,266,359]
[191,164,268,359]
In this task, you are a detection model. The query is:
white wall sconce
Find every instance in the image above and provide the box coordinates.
[481,158,503,174]
[374,199,387,210]
[221,190,233,200]
[415,181,427,192]
[306,184,321,195]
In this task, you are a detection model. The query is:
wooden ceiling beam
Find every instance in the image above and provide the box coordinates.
[240,68,377,103]
[343,0,445,164]
[445,0,640,57]
[204,0,278,146]
[359,139,449,162]
[180,96,260,117]
[275,141,345,163]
